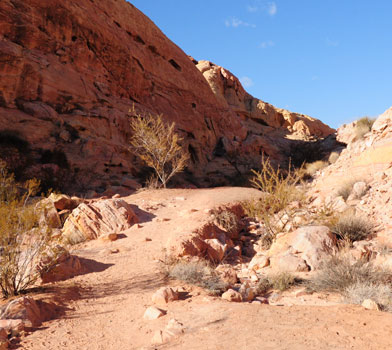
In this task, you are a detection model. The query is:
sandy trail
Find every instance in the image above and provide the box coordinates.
[19,188,392,350]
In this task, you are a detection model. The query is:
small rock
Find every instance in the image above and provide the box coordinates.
[145,237,152,242]
[294,288,312,298]
[112,194,121,199]
[222,289,242,302]
[215,265,238,285]
[248,254,269,271]
[362,299,380,311]
[152,287,179,305]
[99,233,118,242]
[143,306,166,320]
[110,248,120,254]
[137,224,143,228]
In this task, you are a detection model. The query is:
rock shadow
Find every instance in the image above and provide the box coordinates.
[128,204,156,223]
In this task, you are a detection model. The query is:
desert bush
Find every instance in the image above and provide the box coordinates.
[309,255,391,293]
[168,260,227,295]
[212,209,240,236]
[355,117,376,140]
[343,281,392,311]
[304,160,328,177]
[332,214,373,243]
[0,161,59,298]
[336,180,356,200]
[268,272,297,291]
[245,157,304,247]
[256,272,297,294]
[129,109,189,188]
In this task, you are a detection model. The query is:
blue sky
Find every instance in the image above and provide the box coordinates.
[129,0,392,128]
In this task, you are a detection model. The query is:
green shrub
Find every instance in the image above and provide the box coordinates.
[328,151,340,164]
[336,180,356,200]
[304,160,329,177]
[256,272,297,294]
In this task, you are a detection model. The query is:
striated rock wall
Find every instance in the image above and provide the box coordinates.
[0,0,334,192]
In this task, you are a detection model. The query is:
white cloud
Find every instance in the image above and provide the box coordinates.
[240,76,254,88]
[268,2,277,16]
[259,40,275,49]
[225,17,256,28]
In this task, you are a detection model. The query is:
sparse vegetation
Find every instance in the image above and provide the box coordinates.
[129,109,189,188]
[212,209,240,237]
[167,260,228,295]
[328,151,340,164]
[244,157,304,248]
[309,255,391,294]
[344,281,392,312]
[257,272,297,294]
[354,117,376,140]
[336,180,356,200]
[332,213,373,243]
[304,160,328,177]
[0,161,59,298]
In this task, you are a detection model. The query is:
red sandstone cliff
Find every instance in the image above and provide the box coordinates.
[0,0,334,192]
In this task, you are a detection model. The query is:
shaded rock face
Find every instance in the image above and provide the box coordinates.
[0,0,334,192]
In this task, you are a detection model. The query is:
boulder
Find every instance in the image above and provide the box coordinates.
[152,287,179,305]
[36,199,61,229]
[39,249,85,283]
[222,289,243,302]
[362,299,380,311]
[269,252,309,272]
[290,226,337,270]
[0,297,57,328]
[48,193,83,211]
[62,198,138,244]
[248,253,270,271]
[143,307,165,320]
[215,265,238,286]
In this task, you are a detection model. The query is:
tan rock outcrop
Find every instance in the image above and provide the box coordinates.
[0,0,335,192]
[151,287,179,305]
[62,198,138,244]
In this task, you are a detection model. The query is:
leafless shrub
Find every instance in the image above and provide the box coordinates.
[129,109,189,188]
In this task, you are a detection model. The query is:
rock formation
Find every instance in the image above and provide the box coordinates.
[0,0,334,192]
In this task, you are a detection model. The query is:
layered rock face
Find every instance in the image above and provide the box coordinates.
[0,0,334,192]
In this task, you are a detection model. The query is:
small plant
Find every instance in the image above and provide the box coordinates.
[245,157,304,247]
[304,160,328,177]
[212,209,240,237]
[256,272,297,294]
[168,260,227,295]
[328,151,340,164]
[0,161,59,298]
[309,255,391,293]
[269,272,297,291]
[129,109,189,188]
[336,180,356,200]
[343,281,392,312]
[332,214,373,243]
[354,117,376,140]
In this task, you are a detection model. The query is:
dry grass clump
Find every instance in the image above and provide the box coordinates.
[344,281,392,311]
[257,272,297,294]
[244,157,304,248]
[328,151,340,164]
[212,209,240,237]
[166,259,228,295]
[336,180,356,200]
[332,214,373,243]
[304,160,329,177]
[0,161,60,298]
[309,256,391,293]
[355,117,376,140]
[129,108,189,188]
